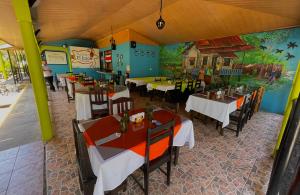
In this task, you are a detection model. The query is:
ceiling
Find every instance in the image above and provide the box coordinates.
[0,0,300,48]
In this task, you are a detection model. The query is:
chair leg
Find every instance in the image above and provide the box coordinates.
[144,169,149,195]
[174,147,180,165]
[167,161,171,186]
[236,125,240,137]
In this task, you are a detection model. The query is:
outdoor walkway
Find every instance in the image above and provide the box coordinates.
[0,85,41,151]
[0,141,44,195]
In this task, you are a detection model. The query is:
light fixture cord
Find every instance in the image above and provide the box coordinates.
[160,0,163,15]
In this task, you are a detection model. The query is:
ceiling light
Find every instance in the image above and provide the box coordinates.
[156,0,165,30]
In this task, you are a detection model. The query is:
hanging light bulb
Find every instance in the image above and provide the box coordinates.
[156,0,165,30]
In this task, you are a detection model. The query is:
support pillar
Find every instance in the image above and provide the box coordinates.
[12,0,53,141]
[273,62,300,155]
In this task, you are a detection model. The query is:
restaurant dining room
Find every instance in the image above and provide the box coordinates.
[0,0,300,194]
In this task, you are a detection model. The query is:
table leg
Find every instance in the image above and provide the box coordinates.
[220,124,224,136]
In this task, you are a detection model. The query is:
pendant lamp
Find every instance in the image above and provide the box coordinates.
[156,0,165,30]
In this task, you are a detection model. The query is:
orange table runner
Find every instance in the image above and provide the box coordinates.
[84,109,181,161]
[236,96,244,109]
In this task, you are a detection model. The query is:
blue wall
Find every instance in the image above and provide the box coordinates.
[100,42,160,78]
[129,43,160,77]
[44,39,101,79]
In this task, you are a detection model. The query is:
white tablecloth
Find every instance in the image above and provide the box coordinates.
[185,95,237,128]
[75,88,130,120]
[79,115,195,195]
[146,83,175,92]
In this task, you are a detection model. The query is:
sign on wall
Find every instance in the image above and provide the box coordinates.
[45,51,67,64]
[69,46,100,68]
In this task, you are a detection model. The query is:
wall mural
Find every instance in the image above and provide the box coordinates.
[159,27,300,114]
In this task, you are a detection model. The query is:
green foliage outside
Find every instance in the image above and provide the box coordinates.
[0,50,11,80]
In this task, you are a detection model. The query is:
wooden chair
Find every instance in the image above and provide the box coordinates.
[223,96,251,137]
[72,119,97,195]
[89,87,109,119]
[248,89,259,120]
[183,80,194,100]
[72,120,127,195]
[65,78,75,103]
[108,97,134,115]
[132,120,175,195]
[194,80,204,93]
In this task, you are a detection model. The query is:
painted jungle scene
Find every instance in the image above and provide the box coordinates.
[159,27,300,113]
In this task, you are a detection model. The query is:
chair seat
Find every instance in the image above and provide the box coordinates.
[229,111,240,121]
[92,109,109,118]
[147,152,170,173]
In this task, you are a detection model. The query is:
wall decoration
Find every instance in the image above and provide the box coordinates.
[151,51,155,57]
[159,27,300,114]
[116,53,124,67]
[69,46,100,68]
[45,51,67,64]
[134,49,140,56]
[146,50,151,57]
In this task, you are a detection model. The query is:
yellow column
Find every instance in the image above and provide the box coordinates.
[12,0,53,141]
[273,62,300,155]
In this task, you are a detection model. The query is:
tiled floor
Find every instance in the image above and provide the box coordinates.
[46,89,282,195]
[0,141,44,195]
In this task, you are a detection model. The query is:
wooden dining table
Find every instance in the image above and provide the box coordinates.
[78,108,195,195]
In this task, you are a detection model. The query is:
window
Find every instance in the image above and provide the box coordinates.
[202,56,208,65]
[224,58,231,66]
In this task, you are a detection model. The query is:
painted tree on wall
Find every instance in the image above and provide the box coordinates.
[231,29,295,90]
[159,43,193,76]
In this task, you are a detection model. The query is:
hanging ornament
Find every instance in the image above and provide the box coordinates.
[156,0,165,30]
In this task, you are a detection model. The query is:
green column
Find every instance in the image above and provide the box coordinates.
[273,62,300,155]
[12,0,53,141]
[0,51,8,80]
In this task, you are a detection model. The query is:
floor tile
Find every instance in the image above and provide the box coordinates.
[0,171,11,192]
[0,158,15,175]
[9,162,43,188]
[0,147,19,162]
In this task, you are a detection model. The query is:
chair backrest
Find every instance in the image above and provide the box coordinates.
[89,87,108,105]
[250,90,259,111]
[145,120,175,165]
[239,95,251,120]
[194,80,201,89]
[186,81,194,90]
[72,119,95,181]
[175,81,182,91]
[109,97,134,115]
